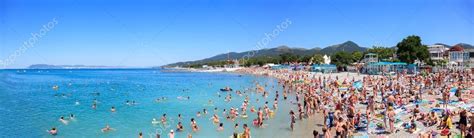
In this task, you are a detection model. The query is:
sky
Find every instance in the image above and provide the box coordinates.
[0,0,473,68]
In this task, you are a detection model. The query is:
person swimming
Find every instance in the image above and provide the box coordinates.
[178,114,182,121]
[59,116,69,125]
[217,123,224,131]
[196,112,201,117]
[176,122,184,131]
[47,127,57,135]
[110,106,116,112]
[69,114,75,120]
[101,124,114,132]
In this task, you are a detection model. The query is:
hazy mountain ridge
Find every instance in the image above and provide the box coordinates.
[165,41,368,67]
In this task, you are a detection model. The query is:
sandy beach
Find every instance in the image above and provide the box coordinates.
[236,67,473,138]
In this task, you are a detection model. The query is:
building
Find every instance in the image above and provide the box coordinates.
[448,45,470,68]
[361,53,378,64]
[467,49,474,69]
[428,44,449,61]
[364,62,409,75]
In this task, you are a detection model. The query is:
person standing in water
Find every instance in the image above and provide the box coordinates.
[242,124,250,138]
[161,114,167,125]
[289,110,296,131]
[168,130,174,138]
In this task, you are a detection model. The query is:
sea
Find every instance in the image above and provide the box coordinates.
[0,69,311,138]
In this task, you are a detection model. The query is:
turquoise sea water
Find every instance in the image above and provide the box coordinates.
[0,69,303,137]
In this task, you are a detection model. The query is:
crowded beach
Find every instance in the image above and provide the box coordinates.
[45,65,474,138]
[237,66,473,138]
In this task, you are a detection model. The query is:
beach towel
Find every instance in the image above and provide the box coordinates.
[353,135,369,138]
[353,81,363,89]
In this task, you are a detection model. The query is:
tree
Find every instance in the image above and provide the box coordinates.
[367,46,396,60]
[352,51,363,63]
[332,51,353,70]
[298,55,312,64]
[312,54,324,64]
[396,35,430,64]
[279,53,297,64]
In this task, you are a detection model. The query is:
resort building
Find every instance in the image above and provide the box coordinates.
[467,49,474,69]
[428,44,449,61]
[448,45,470,68]
[361,53,378,64]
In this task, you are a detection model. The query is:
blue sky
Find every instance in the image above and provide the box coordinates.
[0,0,473,68]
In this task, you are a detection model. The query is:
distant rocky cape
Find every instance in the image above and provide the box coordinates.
[28,64,127,69]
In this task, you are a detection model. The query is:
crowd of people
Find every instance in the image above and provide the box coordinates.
[47,67,473,138]
[240,67,473,137]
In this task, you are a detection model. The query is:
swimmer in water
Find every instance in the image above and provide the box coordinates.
[101,124,114,132]
[203,109,208,115]
[161,114,167,124]
[196,112,201,117]
[211,114,220,124]
[92,103,97,109]
[190,118,199,132]
[47,127,57,135]
[176,122,184,131]
[110,106,116,112]
[59,116,69,125]
[169,130,175,138]
[178,114,182,121]
[69,114,75,120]
[217,123,224,131]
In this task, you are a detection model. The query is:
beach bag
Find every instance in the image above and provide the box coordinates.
[440,129,450,136]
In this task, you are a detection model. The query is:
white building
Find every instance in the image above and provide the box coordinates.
[428,44,449,61]
[467,49,474,69]
[448,45,470,68]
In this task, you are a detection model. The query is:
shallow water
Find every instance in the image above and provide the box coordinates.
[0,69,305,137]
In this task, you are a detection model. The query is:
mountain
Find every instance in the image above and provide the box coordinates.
[431,43,473,49]
[454,43,474,49]
[319,41,366,54]
[433,43,452,48]
[165,41,367,67]
[28,64,128,69]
